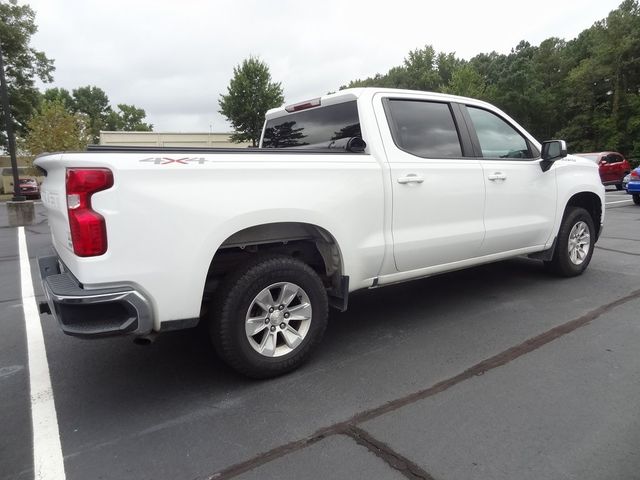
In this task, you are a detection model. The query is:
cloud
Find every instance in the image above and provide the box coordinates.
[28,0,621,131]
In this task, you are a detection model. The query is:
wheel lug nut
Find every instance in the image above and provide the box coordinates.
[270,325,276,332]
[269,307,274,313]
[264,318,270,324]
[284,313,289,319]
[278,305,284,310]
[280,322,286,329]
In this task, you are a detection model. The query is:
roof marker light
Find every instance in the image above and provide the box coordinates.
[285,98,321,113]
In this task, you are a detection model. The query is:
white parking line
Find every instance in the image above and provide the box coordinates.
[606,199,634,205]
[18,227,66,480]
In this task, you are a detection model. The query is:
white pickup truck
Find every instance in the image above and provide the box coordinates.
[36,88,605,378]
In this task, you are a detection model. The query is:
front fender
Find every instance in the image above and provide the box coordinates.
[552,157,605,241]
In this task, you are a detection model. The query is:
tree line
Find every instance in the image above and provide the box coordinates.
[342,0,640,160]
[0,0,152,155]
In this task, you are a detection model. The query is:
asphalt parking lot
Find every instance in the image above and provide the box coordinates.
[2,189,639,480]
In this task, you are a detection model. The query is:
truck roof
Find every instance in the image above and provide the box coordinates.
[266,87,494,120]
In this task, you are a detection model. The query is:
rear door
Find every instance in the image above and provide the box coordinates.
[374,94,485,272]
[463,105,557,255]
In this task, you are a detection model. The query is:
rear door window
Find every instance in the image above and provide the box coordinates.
[384,99,463,158]
[262,101,361,148]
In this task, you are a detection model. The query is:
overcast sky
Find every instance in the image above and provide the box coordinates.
[27,0,621,133]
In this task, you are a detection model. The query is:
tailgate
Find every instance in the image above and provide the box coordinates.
[34,153,117,273]
[34,154,72,257]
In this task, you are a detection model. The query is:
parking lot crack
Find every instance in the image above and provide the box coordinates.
[208,434,328,479]
[0,297,21,305]
[596,246,640,256]
[601,235,640,243]
[344,425,435,480]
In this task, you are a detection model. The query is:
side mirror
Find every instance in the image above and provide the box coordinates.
[541,140,567,161]
[540,140,567,172]
[346,137,366,153]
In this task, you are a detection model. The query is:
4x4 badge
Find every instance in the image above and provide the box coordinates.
[139,157,208,165]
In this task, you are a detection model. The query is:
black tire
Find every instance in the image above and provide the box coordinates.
[210,255,328,379]
[544,207,595,277]
[633,194,640,205]
[615,183,623,191]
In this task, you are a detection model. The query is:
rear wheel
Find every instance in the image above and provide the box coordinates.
[633,194,640,205]
[210,255,328,379]
[545,207,595,277]
[615,183,623,191]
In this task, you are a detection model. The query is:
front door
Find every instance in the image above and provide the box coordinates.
[464,105,557,255]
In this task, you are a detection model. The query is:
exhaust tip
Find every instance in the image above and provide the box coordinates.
[38,301,51,315]
[133,335,156,346]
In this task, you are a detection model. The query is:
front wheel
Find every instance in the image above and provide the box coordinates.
[633,194,640,205]
[545,207,595,277]
[210,255,328,379]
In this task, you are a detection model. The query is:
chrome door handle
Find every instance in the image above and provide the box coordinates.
[397,174,425,184]
[488,172,507,181]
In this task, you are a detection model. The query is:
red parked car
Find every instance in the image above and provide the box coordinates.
[17,177,40,199]
[575,152,631,190]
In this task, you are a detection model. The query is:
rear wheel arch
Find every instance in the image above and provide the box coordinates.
[201,222,347,318]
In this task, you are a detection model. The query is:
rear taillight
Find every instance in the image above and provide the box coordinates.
[66,168,113,257]
[631,170,639,180]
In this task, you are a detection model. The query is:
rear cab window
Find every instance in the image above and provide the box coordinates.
[261,101,361,149]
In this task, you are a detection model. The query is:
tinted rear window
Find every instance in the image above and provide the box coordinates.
[262,101,361,148]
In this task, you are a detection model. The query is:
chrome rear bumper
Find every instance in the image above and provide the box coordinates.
[38,255,153,338]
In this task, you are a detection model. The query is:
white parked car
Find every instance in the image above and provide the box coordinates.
[35,88,605,378]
